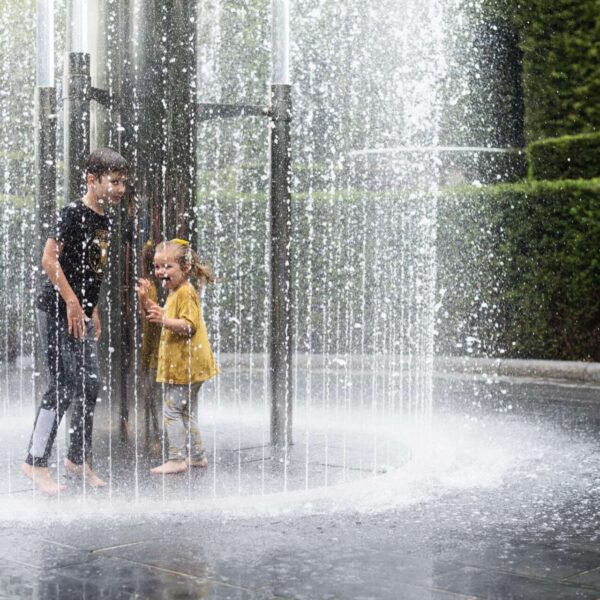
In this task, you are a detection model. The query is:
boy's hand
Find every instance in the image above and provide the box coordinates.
[66,298,88,340]
[92,307,101,340]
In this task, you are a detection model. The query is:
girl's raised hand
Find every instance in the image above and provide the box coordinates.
[146,304,164,325]
[136,278,150,301]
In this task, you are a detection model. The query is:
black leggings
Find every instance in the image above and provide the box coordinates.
[25,310,100,467]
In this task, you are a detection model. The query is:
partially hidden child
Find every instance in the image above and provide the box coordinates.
[136,238,218,474]
[139,240,162,455]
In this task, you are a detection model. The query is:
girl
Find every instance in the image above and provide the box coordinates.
[139,240,161,455]
[136,238,218,474]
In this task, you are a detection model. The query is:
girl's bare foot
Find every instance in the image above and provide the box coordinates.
[21,463,66,495]
[187,457,208,469]
[63,458,107,488]
[150,460,188,474]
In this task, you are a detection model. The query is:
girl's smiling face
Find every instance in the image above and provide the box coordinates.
[153,249,188,291]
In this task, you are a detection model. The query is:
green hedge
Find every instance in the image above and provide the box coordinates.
[507,0,600,141]
[3,180,599,363]
[528,132,600,181]
[437,179,600,360]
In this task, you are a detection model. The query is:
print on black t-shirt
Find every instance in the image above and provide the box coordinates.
[89,229,109,277]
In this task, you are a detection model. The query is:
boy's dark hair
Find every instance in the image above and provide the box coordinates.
[86,147,129,178]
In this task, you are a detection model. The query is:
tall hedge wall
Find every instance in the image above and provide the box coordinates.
[437,179,600,360]
[2,179,598,363]
[509,0,600,142]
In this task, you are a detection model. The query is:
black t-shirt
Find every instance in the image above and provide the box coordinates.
[37,201,112,318]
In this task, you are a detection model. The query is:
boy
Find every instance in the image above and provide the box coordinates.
[22,147,129,495]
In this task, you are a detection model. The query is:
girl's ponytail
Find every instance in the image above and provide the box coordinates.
[161,238,215,290]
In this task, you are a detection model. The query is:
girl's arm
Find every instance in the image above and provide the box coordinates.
[146,304,196,337]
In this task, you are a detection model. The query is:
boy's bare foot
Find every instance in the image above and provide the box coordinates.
[21,463,66,496]
[187,457,209,469]
[150,460,188,474]
[63,458,107,488]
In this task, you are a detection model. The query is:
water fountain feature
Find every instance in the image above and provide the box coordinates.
[0,0,463,511]
[0,0,583,524]
[1,4,600,599]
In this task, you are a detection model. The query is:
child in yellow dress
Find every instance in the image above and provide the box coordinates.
[136,238,218,474]
[139,241,162,455]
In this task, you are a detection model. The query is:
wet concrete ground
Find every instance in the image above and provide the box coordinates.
[0,370,599,599]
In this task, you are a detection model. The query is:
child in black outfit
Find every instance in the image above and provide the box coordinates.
[22,147,129,495]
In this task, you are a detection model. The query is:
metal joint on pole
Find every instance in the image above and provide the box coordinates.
[271,85,292,122]
[90,86,116,108]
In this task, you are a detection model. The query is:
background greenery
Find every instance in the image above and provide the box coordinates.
[439,0,600,360]
[508,0,600,142]
[528,132,600,181]
[1,0,599,363]
[438,180,600,360]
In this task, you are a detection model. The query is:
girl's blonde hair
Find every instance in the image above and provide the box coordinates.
[142,239,156,278]
[155,239,215,286]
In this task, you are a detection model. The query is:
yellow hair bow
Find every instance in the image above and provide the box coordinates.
[171,238,190,246]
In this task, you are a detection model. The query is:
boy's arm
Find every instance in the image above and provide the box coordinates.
[41,238,87,340]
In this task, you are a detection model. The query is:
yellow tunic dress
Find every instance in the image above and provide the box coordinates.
[156,281,218,385]
[140,280,161,371]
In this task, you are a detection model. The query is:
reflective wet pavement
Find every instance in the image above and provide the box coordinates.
[1,371,599,599]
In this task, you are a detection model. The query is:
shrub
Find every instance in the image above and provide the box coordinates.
[528,132,600,181]
[509,0,600,141]
[437,179,600,360]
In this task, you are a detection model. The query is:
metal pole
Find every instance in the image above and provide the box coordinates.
[35,0,57,268]
[270,0,293,449]
[64,0,90,203]
[34,88,57,273]
[36,0,54,88]
[272,0,290,86]
[35,0,57,392]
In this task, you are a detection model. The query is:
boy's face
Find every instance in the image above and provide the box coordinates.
[92,170,128,204]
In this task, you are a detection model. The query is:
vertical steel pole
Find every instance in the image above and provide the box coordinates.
[270,0,293,449]
[167,0,198,243]
[64,0,90,203]
[35,88,57,273]
[35,0,57,269]
[35,0,57,392]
